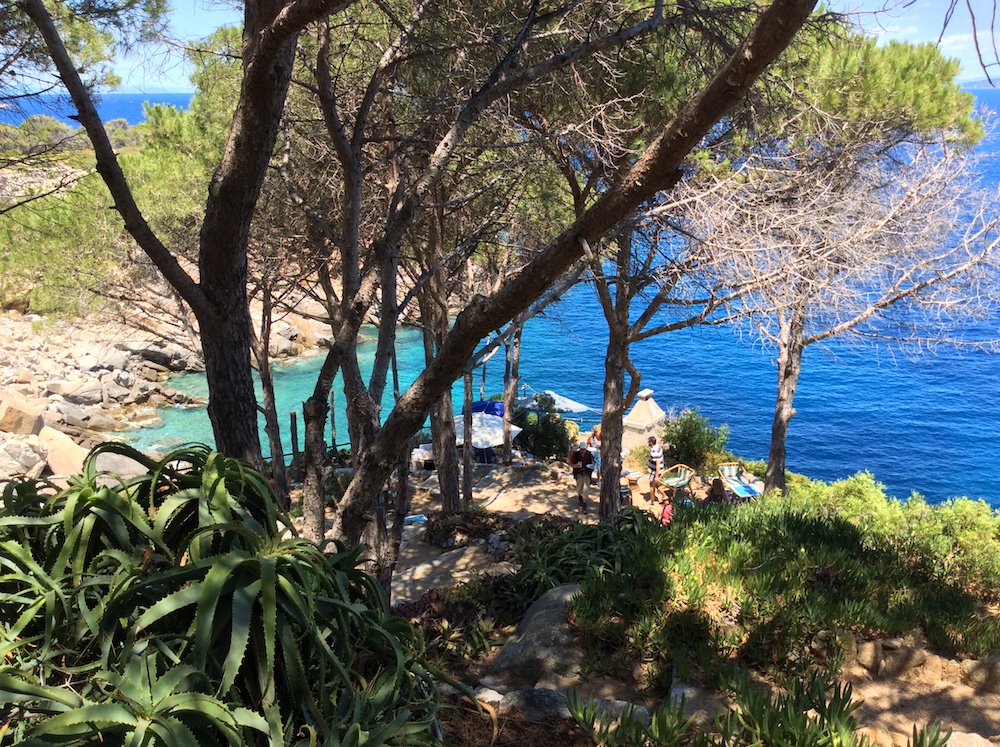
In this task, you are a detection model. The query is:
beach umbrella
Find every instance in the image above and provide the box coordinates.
[455,412,522,449]
[517,389,595,413]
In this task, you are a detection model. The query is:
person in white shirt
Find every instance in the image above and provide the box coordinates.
[647,436,664,503]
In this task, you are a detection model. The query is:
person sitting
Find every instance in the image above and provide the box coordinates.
[704,477,729,506]
[660,494,673,525]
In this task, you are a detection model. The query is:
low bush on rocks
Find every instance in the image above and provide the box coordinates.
[570,485,1000,695]
[415,474,999,745]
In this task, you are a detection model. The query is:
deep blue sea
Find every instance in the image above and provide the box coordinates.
[98,88,1000,508]
[0,91,193,127]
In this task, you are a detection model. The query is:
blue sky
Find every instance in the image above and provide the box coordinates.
[112,0,990,92]
[113,0,241,92]
[840,0,990,82]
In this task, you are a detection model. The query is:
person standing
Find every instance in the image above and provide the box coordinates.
[648,436,664,503]
[587,425,602,479]
[569,441,595,512]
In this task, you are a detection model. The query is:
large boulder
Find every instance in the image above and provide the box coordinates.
[484,584,583,691]
[0,434,46,478]
[0,398,44,435]
[38,426,88,478]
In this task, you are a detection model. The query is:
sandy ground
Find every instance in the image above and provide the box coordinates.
[395,461,1000,743]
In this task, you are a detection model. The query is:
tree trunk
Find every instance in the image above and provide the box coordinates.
[250,285,289,507]
[255,343,290,508]
[432,393,461,514]
[599,322,630,521]
[301,347,344,545]
[200,311,265,468]
[502,324,522,464]
[764,305,807,495]
[463,372,474,504]
[302,395,329,543]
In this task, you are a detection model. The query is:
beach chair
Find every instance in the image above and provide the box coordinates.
[718,462,762,501]
[661,463,694,498]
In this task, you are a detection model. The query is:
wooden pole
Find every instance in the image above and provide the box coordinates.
[328,390,337,464]
[290,410,300,482]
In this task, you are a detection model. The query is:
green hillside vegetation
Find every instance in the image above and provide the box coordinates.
[4,444,994,745]
[0,110,206,314]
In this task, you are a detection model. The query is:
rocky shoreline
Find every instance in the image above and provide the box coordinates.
[0,311,205,482]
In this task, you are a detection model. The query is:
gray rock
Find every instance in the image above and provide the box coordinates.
[112,370,136,388]
[77,354,100,372]
[0,435,45,477]
[122,341,173,368]
[487,584,582,688]
[587,699,651,727]
[856,641,882,673]
[498,688,571,720]
[92,448,155,479]
[102,381,131,403]
[44,379,83,397]
[49,401,91,429]
[97,347,132,371]
[274,322,299,340]
[64,378,104,405]
[472,687,503,706]
[961,656,1000,693]
[269,336,299,358]
[881,647,928,678]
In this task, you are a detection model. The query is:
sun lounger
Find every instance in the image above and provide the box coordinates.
[718,462,762,500]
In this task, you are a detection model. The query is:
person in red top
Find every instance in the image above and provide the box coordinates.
[660,494,673,525]
[569,441,595,513]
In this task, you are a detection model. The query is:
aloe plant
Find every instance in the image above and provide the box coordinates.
[0,443,444,746]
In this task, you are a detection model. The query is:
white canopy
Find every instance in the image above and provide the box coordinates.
[516,389,594,414]
[455,412,523,449]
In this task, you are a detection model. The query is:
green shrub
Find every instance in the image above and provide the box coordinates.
[0,442,445,746]
[563,485,1000,689]
[626,444,650,471]
[661,409,729,471]
[510,404,574,460]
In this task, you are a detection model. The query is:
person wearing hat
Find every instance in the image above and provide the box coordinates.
[569,440,595,512]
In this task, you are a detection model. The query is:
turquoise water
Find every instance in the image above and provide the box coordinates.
[117,88,1000,507]
[124,286,1000,507]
